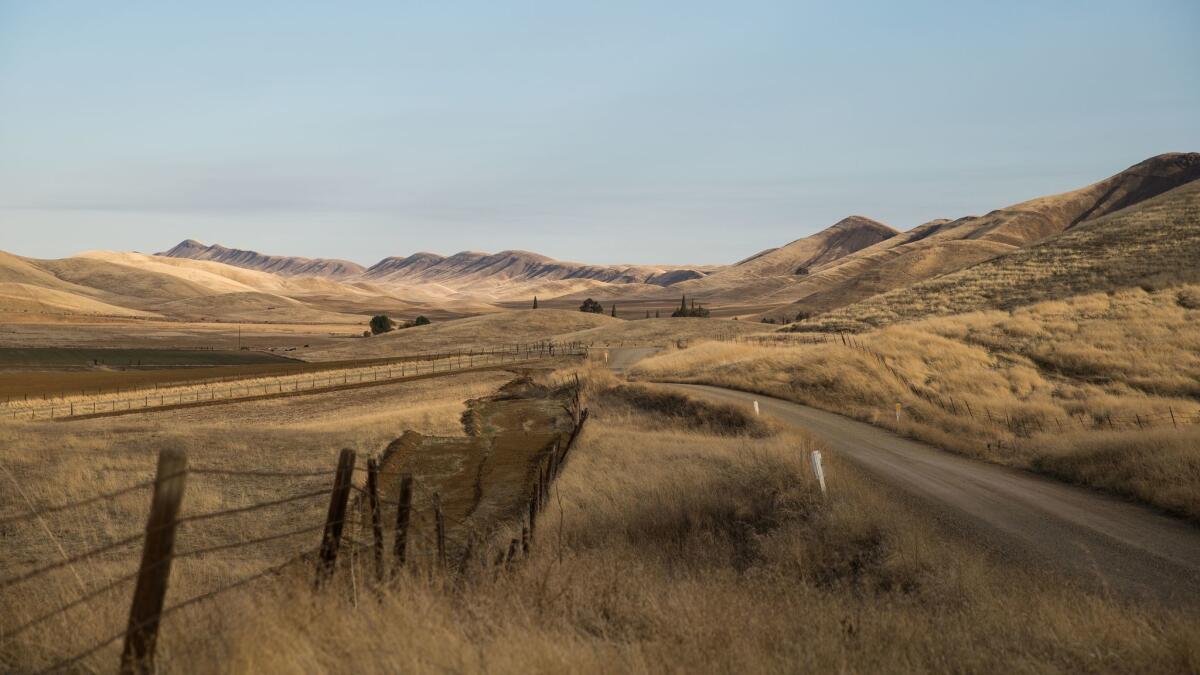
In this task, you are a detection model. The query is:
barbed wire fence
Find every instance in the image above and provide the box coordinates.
[0,381,591,673]
[3,341,587,422]
[714,333,1200,435]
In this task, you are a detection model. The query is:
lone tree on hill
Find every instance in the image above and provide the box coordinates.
[611,303,617,317]
[413,315,431,326]
[369,315,394,335]
[579,298,604,314]
[532,296,539,309]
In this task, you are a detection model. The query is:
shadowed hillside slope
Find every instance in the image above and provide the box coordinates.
[762,153,1200,319]
[159,240,366,279]
[792,178,1200,332]
[704,216,897,284]
[554,215,901,306]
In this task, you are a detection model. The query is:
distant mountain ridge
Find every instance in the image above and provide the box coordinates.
[159,240,366,280]
[159,242,716,291]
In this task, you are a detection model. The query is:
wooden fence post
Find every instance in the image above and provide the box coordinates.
[315,449,356,587]
[119,448,187,675]
[366,458,384,582]
[1170,407,1178,429]
[433,493,446,569]
[393,474,413,570]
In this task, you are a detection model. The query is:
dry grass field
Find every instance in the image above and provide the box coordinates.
[0,370,513,671]
[302,310,769,361]
[631,285,1200,520]
[0,316,364,352]
[3,364,1197,673]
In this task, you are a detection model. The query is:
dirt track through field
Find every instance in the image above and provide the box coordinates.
[663,382,1200,607]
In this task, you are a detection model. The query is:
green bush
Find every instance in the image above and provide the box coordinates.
[369,315,394,335]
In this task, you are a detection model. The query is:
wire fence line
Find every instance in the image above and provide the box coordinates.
[34,547,320,675]
[2,396,592,674]
[713,332,1200,435]
[2,340,587,422]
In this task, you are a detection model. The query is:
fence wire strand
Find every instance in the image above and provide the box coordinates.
[34,548,318,675]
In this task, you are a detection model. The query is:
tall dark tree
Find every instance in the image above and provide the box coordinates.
[611,303,617,317]
[532,296,539,309]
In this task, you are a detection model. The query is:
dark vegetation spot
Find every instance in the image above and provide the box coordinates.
[598,384,773,437]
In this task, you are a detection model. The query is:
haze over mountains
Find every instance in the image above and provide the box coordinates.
[1,153,1197,328]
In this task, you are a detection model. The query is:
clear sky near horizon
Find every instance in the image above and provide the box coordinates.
[1,1,1198,266]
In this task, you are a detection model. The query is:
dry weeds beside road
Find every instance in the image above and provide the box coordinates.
[663,383,1200,606]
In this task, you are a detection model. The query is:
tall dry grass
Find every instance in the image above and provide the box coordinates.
[0,372,509,672]
[631,285,1200,520]
[103,390,1200,671]
[4,369,1197,672]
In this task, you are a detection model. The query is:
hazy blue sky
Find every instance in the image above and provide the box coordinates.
[1,1,1197,265]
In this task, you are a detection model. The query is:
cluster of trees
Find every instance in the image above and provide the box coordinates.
[579,298,604,314]
[579,295,709,319]
[671,295,710,318]
[368,314,431,335]
[578,298,621,317]
[760,311,812,325]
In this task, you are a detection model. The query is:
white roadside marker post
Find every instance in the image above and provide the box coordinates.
[753,400,760,416]
[810,450,826,495]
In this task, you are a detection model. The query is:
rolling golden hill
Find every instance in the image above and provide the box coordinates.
[790,177,1200,332]
[752,152,1200,322]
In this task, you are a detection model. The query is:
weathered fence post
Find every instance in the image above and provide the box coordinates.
[433,493,446,569]
[120,448,187,675]
[366,458,384,582]
[1170,407,1178,429]
[315,448,356,588]
[393,474,413,570]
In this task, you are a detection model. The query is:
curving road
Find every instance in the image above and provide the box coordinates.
[607,344,1200,606]
[661,382,1200,606]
